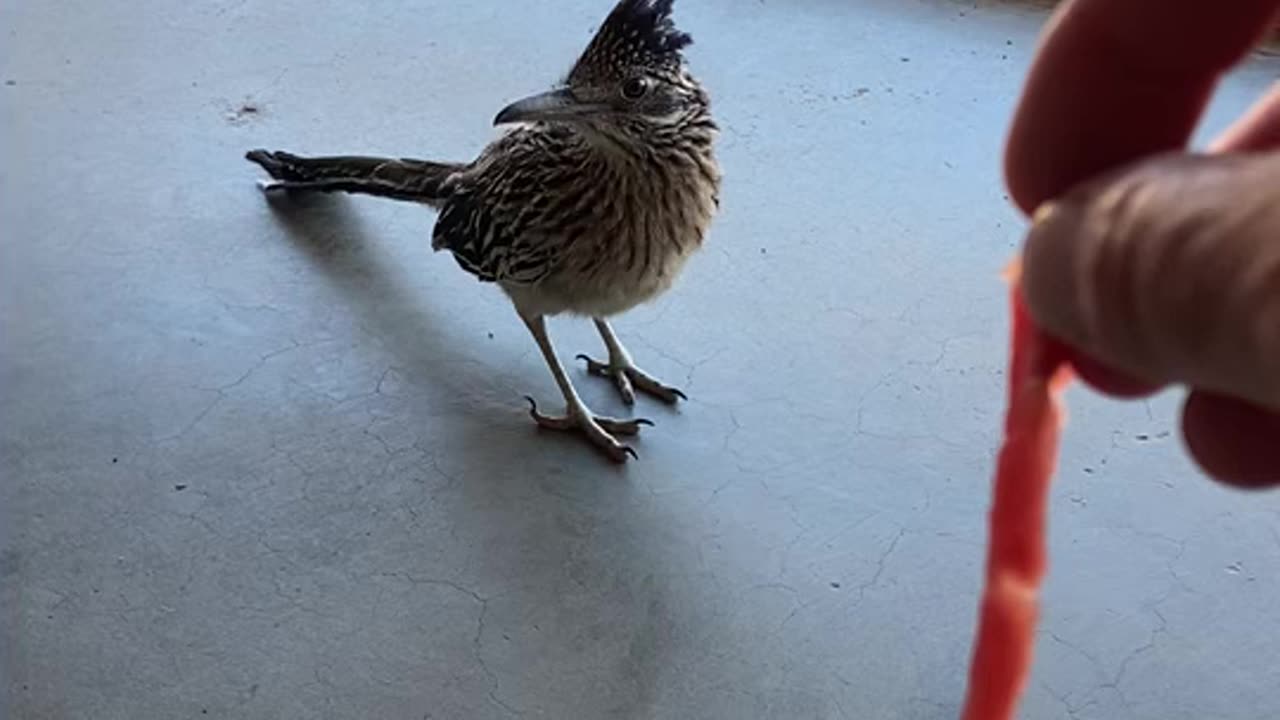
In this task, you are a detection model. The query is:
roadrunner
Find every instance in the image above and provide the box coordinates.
[246,0,719,462]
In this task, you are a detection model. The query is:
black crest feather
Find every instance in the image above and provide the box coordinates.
[571,0,693,80]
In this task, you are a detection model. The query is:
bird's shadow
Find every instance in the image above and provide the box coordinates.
[256,190,630,470]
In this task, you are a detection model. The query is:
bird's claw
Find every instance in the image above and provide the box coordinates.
[577,353,635,404]
[523,396,649,463]
[575,354,687,405]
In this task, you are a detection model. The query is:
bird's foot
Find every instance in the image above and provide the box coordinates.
[576,354,688,406]
[524,396,652,463]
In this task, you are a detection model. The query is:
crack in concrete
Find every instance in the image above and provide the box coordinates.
[869,527,904,581]
[1047,630,1107,679]
[160,339,335,443]
[848,527,906,612]
[1102,607,1168,708]
[683,346,726,391]
[198,338,312,394]
[376,572,523,716]
[472,597,524,717]
[1040,679,1098,720]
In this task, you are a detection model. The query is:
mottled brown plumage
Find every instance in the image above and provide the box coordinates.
[246,0,720,462]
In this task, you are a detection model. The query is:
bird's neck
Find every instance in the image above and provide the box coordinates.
[578,108,718,174]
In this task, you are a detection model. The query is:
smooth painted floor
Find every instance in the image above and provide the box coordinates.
[4,2,1280,718]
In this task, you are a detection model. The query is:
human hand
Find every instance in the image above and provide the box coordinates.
[1004,0,1280,487]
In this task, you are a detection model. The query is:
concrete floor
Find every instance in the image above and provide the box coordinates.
[3,1,1279,718]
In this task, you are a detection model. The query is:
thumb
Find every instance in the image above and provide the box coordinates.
[1021,149,1280,410]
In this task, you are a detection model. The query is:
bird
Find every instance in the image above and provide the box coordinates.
[246,0,720,463]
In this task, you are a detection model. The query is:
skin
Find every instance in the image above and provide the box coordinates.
[1005,0,1280,487]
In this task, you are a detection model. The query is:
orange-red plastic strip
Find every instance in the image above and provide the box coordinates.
[960,263,1072,720]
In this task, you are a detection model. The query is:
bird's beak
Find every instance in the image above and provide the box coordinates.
[493,88,607,126]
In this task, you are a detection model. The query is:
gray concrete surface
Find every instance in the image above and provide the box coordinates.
[3,1,1279,718]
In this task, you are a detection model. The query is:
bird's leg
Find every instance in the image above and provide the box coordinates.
[520,314,653,462]
[577,318,688,406]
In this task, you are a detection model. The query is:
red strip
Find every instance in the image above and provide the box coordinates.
[960,266,1072,720]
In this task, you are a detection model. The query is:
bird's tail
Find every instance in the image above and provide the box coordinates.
[245,149,462,205]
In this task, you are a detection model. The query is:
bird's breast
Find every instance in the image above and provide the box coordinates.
[537,153,719,317]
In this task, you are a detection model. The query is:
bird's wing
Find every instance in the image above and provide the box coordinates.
[432,127,585,285]
[434,188,544,283]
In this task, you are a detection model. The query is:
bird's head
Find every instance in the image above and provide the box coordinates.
[493,0,710,136]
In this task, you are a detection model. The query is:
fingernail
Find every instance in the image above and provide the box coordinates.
[1004,202,1062,284]
[1021,198,1087,346]
[1030,201,1057,227]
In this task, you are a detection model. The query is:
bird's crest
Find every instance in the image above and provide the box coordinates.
[570,0,692,81]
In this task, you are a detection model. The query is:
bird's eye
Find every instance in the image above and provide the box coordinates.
[621,77,650,100]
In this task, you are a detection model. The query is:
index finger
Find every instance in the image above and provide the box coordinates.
[1005,0,1280,214]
